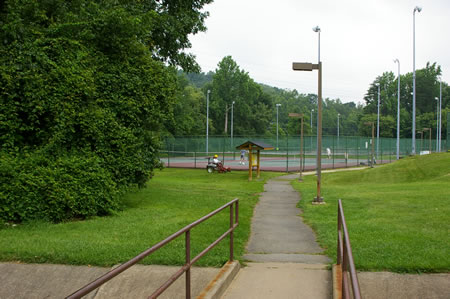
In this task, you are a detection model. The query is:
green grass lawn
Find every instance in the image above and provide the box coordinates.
[292,153,450,273]
[0,169,281,267]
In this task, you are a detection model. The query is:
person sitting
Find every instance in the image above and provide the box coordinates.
[213,154,221,165]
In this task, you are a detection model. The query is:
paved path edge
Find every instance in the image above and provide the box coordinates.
[196,260,240,299]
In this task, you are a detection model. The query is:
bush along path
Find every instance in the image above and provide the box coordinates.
[222,174,332,299]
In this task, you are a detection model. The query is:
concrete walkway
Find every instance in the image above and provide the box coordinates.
[0,262,220,298]
[222,174,332,299]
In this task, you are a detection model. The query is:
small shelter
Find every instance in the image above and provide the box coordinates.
[236,140,274,181]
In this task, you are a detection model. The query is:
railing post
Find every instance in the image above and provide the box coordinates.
[235,201,239,226]
[186,230,191,299]
[337,202,342,265]
[342,244,349,299]
[194,151,197,169]
[230,205,234,261]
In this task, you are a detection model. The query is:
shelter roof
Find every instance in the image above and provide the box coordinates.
[236,140,274,150]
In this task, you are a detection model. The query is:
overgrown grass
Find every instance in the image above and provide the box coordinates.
[293,153,450,273]
[0,169,281,267]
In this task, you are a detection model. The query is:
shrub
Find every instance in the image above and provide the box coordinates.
[0,150,121,223]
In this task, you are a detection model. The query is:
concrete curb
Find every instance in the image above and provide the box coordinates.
[197,260,240,299]
[332,264,342,299]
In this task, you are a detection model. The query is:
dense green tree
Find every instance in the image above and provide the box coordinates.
[363,63,448,138]
[0,0,213,222]
[209,56,272,136]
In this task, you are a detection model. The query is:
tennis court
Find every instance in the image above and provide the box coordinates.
[160,150,390,172]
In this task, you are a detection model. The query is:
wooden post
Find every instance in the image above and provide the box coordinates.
[257,150,261,179]
[248,145,253,181]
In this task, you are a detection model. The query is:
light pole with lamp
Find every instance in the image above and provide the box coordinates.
[439,78,442,152]
[375,83,381,159]
[412,5,422,155]
[231,101,235,151]
[337,113,340,149]
[276,104,281,150]
[435,97,439,152]
[292,25,324,203]
[206,90,210,154]
[394,59,401,159]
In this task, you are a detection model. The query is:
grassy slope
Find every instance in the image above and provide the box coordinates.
[293,153,450,273]
[0,169,281,267]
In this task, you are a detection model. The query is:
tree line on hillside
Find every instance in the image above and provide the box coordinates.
[173,58,449,139]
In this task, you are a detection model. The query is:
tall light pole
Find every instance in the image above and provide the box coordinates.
[292,25,323,203]
[206,89,210,154]
[337,113,340,149]
[276,103,281,150]
[313,26,320,62]
[435,97,439,152]
[231,101,235,150]
[376,83,381,159]
[313,25,323,203]
[394,59,401,160]
[412,5,422,155]
[439,78,442,152]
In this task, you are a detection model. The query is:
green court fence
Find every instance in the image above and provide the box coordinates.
[160,135,447,172]
[163,135,447,155]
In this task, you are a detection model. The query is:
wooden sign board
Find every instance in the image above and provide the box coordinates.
[288,113,303,118]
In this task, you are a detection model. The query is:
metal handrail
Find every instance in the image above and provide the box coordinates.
[66,198,239,299]
[337,199,361,299]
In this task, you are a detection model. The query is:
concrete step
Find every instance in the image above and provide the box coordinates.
[221,262,332,299]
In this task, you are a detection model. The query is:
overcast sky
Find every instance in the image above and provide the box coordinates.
[188,0,450,104]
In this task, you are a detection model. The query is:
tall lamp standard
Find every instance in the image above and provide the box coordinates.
[231,101,235,150]
[375,83,381,159]
[337,113,340,149]
[206,90,211,154]
[438,78,442,152]
[276,104,281,150]
[412,5,422,155]
[292,25,324,203]
[394,59,401,159]
[435,97,439,152]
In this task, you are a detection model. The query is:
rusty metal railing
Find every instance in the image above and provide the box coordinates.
[66,198,239,299]
[337,199,361,299]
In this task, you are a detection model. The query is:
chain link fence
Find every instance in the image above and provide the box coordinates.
[160,134,447,172]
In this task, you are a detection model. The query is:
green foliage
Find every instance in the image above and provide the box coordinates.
[363,63,449,138]
[0,0,213,222]
[0,150,119,222]
[209,56,272,136]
